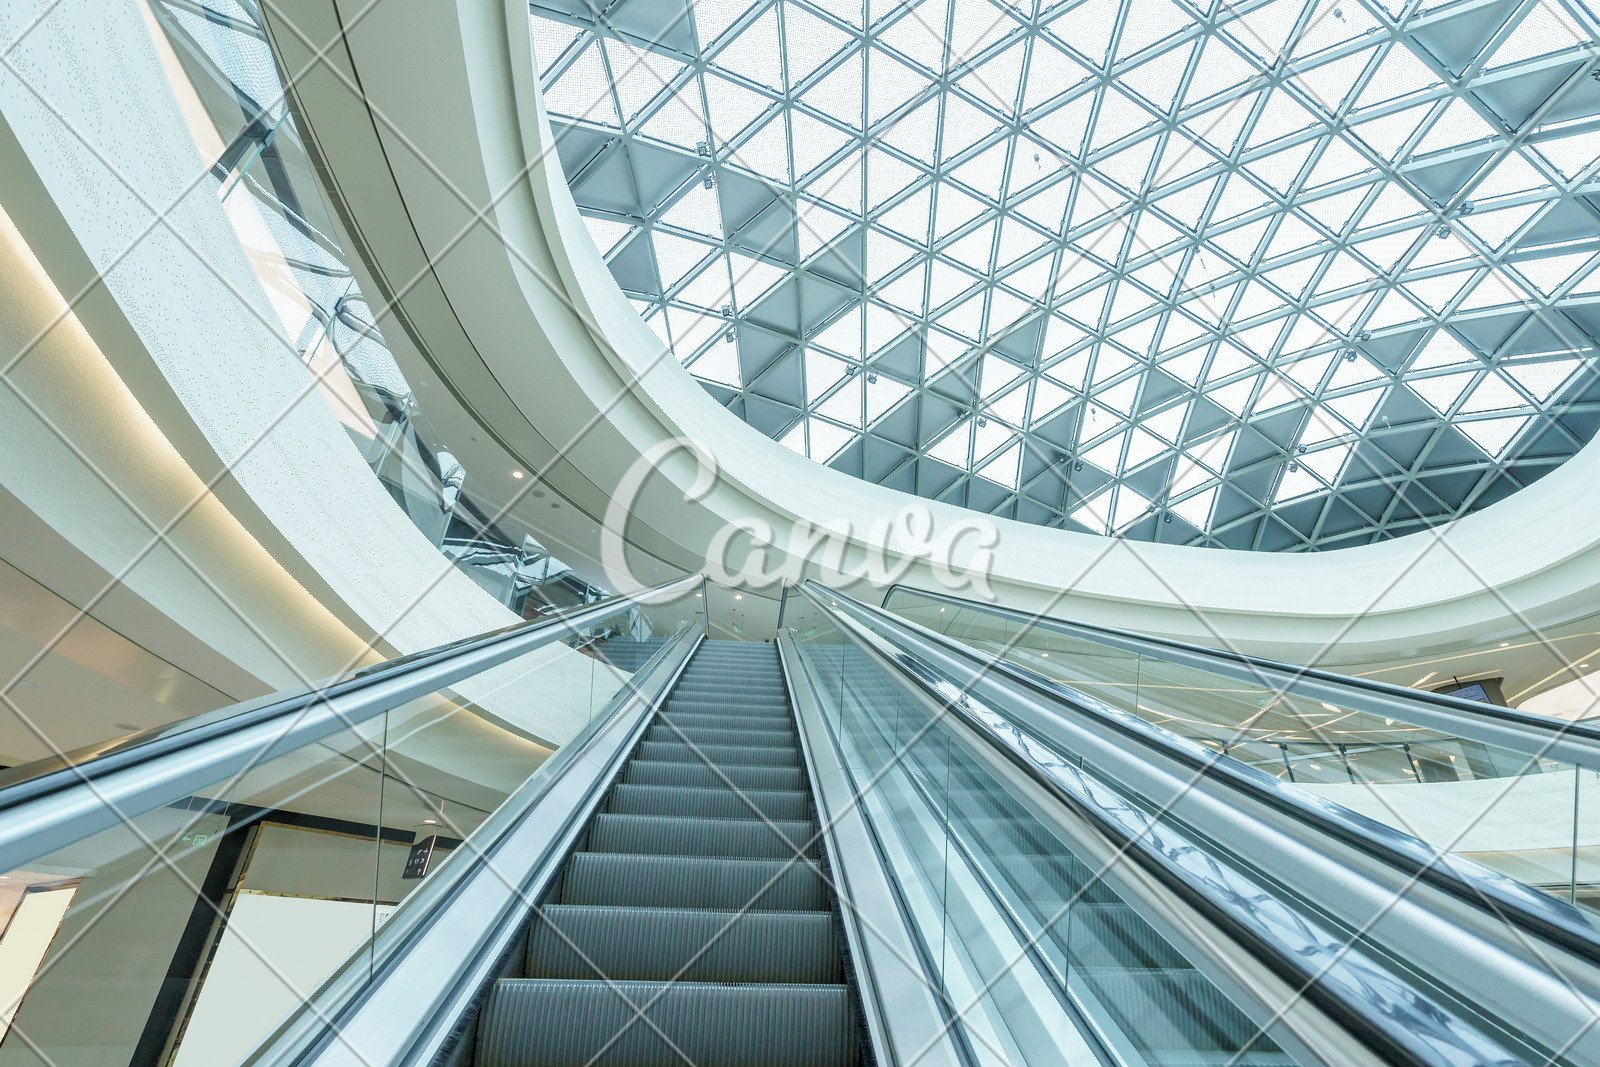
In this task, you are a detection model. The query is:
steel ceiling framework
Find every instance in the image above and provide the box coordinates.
[532,0,1600,550]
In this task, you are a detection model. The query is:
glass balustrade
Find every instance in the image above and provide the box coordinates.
[783,590,1292,1067]
[884,587,1600,913]
[0,584,704,1067]
[145,0,618,621]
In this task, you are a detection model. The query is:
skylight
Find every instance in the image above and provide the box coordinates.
[535,0,1600,550]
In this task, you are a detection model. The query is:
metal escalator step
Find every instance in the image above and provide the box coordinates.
[676,672,784,685]
[560,853,828,911]
[663,700,793,720]
[636,741,800,767]
[693,644,778,657]
[622,761,806,792]
[645,723,797,749]
[526,906,841,983]
[678,672,782,684]
[680,661,782,673]
[669,692,789,709]
[657,712,795,734]
[1074,968,1276,1054]
[606,783,810,821]
[587,813,817,859]
[1065,904,1191,969]
[477,980,858,1067]
[675,669,784,682]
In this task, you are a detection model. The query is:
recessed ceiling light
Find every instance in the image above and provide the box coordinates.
[734,593,743,600]
[1498,641,1510,647]
[422,819,438,825]
[511,470,524,479]
[695,592,703,597]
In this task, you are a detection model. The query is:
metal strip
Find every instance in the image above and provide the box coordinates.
[777,628,972,1067]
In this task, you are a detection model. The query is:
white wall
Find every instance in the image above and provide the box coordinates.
[173,821,414,1067]
[173,894,395,1067]
[0,0,619,764]
[1305,768,1600,891]
[0,887,76,1044]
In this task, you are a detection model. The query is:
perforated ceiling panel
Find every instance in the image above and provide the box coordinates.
[531,0,1600,550]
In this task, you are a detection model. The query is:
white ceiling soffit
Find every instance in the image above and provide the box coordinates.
[532,0,1600,551]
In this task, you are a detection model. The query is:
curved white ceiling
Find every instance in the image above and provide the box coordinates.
[533,0,1600,550]
[249,0,1600,707]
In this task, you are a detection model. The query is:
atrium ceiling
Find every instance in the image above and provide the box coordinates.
[537,0,1600,550]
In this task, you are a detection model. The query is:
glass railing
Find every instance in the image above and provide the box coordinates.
[783,589,1292,1067]
[791,582,1600,1065]
[0,578,703,1066]
[884,585,1600,913]
[145,0,622,617]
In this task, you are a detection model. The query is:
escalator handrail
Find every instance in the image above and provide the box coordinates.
[879,584,1600,766]
[853,582,1600,961]
[800,581,1600,1065]
[0,574,702,872]
[244,617,706,1067]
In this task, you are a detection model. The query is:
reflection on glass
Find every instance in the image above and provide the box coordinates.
[886,587,1596,914]
[0,586,702,1066]
[785,595,1288,1065]
[147,0,618,623]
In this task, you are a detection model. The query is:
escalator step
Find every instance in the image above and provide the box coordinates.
[526,906,841,983]
[561,853,827,911]
[1075,968,1275,1054]
[658,712,796,734]
[1065,904,1191,969]
[636,741,801,768]
[587,813,817,860]
[645,723,797,749]
[646,723,796,748]
[622,761,806,792]
[669,693,790,711]
[477,981,858,1067]
[663,700,793,720]
[607,783,810,821]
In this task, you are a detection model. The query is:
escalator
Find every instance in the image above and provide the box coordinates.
[3,576,1600,1065]
[475,640,864,1067]
[833,655,1288,1066]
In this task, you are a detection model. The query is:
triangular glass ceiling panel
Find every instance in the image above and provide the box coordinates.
[538,0,1600,550]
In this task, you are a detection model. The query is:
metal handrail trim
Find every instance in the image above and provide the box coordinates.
[248,616,705,1065]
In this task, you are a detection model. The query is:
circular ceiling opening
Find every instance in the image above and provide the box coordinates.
[532,0,1600,551]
